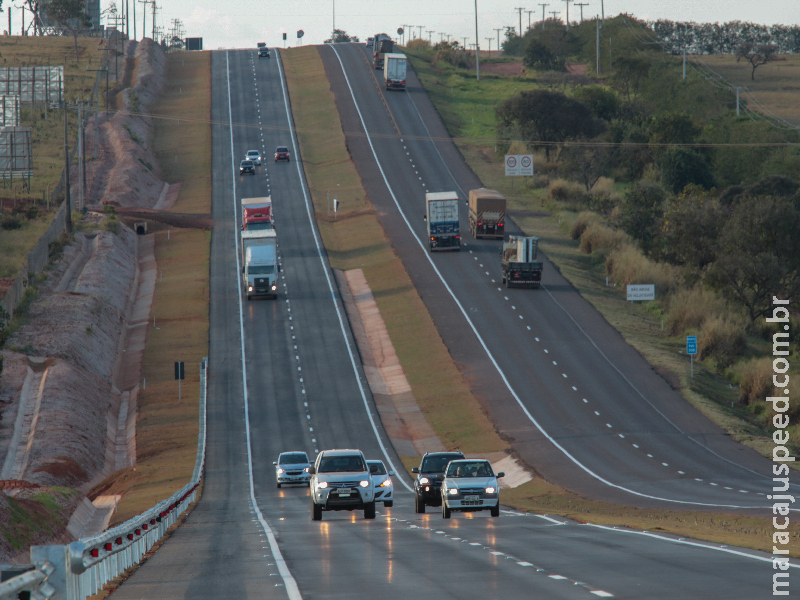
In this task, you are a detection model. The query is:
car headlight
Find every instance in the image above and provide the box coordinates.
[448,488,459,496]
[485,486,496,494]
[317,481,328,489]
[277,468,284,474]
[380,479,392,487]
[359,480,370,488]
[248,286,253,292]
[419,477,430,485]
[303,467,310,472]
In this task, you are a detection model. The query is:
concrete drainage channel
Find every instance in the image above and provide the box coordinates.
[0,357,208,600]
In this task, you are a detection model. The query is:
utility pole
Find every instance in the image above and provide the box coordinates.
[514,7,524,36]
[494,28,502,53]
[63,98,72,234]
[462,36,468,48]
[403,25,412,45]
[485,37,493,52]
[474,0,480,80]
[563,0,572,29]
[427,30,434,44]
[683,47,686,79]
[138,0,149,40]
[439,32,446,42]
[549,10,559,21]
[596,16,600,75]
[538,3,548,29]
[526,10,534,29]
[600,0,604,26]
[575,2,588,22]
[417,25,425,40]
[151,0,157,41]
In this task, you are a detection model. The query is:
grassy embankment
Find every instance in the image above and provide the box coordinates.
[90,51,211,526]
[281,45,799,554]
[0,37,109,280]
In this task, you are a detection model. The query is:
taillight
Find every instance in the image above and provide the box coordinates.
[401,80,406,84]
[499,223,504,226]
[478,222,482,226]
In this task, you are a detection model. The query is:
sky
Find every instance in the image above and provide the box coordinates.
[94,1,798,51]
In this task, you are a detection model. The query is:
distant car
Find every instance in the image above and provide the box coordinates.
[309,449,376,521]
[274,146,290,162]
[274,451,312,488]
[440,459,504,518]
[239,160,255,175]
[412,451,465,512]
[246,149,262,165]
[366,37,374,47]
[367,460,394,507]
[258,47,270,58]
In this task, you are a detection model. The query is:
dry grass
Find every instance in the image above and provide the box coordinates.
[283,46,505,456]
[604,245,678,295]
[698,54,800,127]
[665,287,727,336]
[578,221,629,254]
[97,52,211,526]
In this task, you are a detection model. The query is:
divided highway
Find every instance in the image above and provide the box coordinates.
[109,48,785,599]
[319,42,800,511]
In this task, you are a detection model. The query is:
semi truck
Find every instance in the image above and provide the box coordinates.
[425,191,460,252]
[468,188,506,239]
[242,196,273,230]
[241,229,278,300]
[383,53,407,90]
[501,235,542,288]
[373,35,393,69]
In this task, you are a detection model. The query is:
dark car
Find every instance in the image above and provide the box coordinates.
[240,160,255,175]
[274,146,290,162]
[412,451,465,512]
[258,47,270,58]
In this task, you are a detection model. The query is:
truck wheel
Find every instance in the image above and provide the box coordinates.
[247,295,251,301]
[491,504,500,517]
[442,502,451,519]
[277,483,281,489]
[364,502,376,519]
[501,277,506,285]
[415,494,425,513]
[312,501,322,521]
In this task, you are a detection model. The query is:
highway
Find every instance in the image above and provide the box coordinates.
[108,47,788,599]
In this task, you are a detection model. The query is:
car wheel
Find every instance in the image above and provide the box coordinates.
[312,501,322,521]
[414,494,425,513]
[384,501,393,508]
[246,295,251,301]
[442,502,451,519]
[491,504,500,517]
[364,502,376,519]
[277,483,281,489]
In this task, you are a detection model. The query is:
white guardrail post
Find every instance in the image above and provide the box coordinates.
[1,357,208,600]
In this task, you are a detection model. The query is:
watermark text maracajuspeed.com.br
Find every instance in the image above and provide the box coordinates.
[767,296,793,596]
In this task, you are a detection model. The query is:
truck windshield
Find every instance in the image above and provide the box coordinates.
[248,266,274,275]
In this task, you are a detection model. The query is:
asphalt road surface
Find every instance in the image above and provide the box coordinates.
[109,48,789,599]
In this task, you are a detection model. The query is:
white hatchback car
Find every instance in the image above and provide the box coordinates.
[367,460,394,507]
[274,451,312,488]
[440,459,504,518]
[245,149,262,165]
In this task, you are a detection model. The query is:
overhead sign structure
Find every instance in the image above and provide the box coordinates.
[504,154,533,176]
[626,284,655,301]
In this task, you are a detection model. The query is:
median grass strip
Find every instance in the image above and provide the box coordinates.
[282,46,505,457]
[284,45,799,555]
[92,51,211,526]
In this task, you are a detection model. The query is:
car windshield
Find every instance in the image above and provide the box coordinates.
[318,455,366,473]
[446,461,493,478]
[280,453,308,465]
[420,455,463,473]
[276,147,288,153]
[248,265,274,275]
[247,151,259,157]
[368,462,386,475]
[241,161,253,166]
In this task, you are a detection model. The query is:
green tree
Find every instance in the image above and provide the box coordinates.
[617,182,666,256]
[325,29,359,43]
[658,187,725,268]
[735,42,778,80]
[573,86,619,121]
[659,147,714,193]
[611,55,651,100]
[44,0,92,63]
[496,89,600,161]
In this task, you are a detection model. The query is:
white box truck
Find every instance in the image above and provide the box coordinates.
[241,229,278,300]
[383,53,407,90]
[501,236,542,288]
[425,191,460,251]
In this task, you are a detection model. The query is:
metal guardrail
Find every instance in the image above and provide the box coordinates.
[0,357,208,600]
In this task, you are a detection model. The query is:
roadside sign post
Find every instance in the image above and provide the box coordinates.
[174,361,185,402]
[686,336,697,378]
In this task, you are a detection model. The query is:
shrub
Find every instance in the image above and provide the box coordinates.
[664,287,727,335]
[548,178,589,210]
[737,357,774,406]
[578,221,629,254]
[698,314,747,370]
[570,211,601,240]
[103,214,120,234]
[605,245,678,295]
[1,213,22,230]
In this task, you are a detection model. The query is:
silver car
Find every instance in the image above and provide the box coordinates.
[246,149,262,165]
[274,451,312,488]
[367,460,394,507]
[309,449,375,520]
[440,459,504,518]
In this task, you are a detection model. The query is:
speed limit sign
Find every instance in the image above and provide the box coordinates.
[505,155,519,176]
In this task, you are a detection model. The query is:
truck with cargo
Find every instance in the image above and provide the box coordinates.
[383,53,407,90]
[241,196,273,230]
[468,188,506,239]
[424,191,460,251]
[501,235,542,288]
[373,35,394,69]
[241,229,278,300]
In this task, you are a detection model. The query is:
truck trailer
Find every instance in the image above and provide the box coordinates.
[241,229,278,300]
[373,35,394,69]
[241,197,273,231]
[501,235,542,288]
[383,53,407,90]
[468,188,506,239]
[425,191,460,252]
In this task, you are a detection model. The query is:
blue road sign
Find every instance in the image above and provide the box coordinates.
[686,335,697,355]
